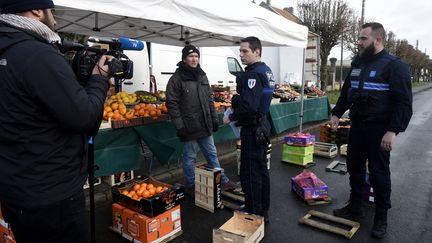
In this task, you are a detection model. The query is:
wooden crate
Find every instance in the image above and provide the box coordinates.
[340,144,347,156]
[213,211,264,243]
[314,142,338,158]
[194,164,223,213]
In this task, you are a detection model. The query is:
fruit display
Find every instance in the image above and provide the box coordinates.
[157,90,166,101]
[273,84,300,102]
[131,102,168,119]
[120,182,169,201]
[214,91,233,103]
[139,94,158,103]
[112,91,138,105]
[103,101,132,121]
[304,86,325,97]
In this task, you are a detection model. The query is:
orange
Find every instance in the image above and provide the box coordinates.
[148,188,156,196]
[111,102,119,111]
[134,104,141,112]
[121,190,129,196]
[133,184,141,191]
[156,186,163,194]
[119,107,127,115]
[142,190,150,198]
[146,184,154,190]
[104,106,112,112]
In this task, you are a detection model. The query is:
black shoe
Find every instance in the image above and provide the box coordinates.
[222,180,240,190]
[371,209,388,239]
[333,202,364,220]
[185,186,195,199]
[371,219,387,239]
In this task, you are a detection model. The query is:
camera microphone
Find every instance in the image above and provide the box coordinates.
[87,37,144,51]
[59,38,85,53]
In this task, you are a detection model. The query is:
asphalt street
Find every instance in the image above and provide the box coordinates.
[90,86,432,243]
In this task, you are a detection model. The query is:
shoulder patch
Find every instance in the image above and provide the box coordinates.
[248,79,256,89]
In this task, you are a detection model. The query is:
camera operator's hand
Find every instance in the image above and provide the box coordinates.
[92,55,115,78]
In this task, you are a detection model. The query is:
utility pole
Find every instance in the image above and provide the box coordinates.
[361,0,365,24]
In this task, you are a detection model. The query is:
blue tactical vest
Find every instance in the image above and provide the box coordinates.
[348,53,398,122]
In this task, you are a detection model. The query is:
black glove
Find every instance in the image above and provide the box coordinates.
[213,121,219,133]
[255,125,270,145]
[177,127,187,139]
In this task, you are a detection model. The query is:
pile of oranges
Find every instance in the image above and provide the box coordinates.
[103,100,168,121]
[120,182,169,201]
[132,102,168,119]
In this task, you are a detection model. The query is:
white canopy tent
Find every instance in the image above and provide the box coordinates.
[54,0,308,47]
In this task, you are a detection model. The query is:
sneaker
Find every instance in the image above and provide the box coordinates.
[333,202,364,220]
[221,180,240,190]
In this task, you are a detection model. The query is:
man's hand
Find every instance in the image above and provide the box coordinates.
[223,116,231,124]
[92,55,115,78]
[381,131,396,151]
[329,115,340,131]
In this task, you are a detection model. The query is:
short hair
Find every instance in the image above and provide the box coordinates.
[362,22,386,41]
[240,36,262,57]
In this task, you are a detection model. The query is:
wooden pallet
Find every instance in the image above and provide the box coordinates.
[298,210,360,239]
[305,196,332,206]
[221,188,245,210]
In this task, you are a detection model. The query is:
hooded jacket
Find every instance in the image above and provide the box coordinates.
[166,62,218,142]
[0,22,109,207]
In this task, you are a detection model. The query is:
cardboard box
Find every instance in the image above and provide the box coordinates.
[194,164,223,213]
[284,133,315,146]
[112,176,185,218]
[0,205,15,243]
[112,203,182,243]
[213,211,264,243]
[291,177,328,200]
[103,170,134,186]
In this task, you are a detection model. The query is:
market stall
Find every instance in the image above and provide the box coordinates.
[94,97,330,176]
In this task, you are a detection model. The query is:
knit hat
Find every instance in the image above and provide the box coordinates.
[0,0,55,14]
[182,45,200,60]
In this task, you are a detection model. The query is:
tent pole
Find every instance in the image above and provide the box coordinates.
[299,48,306,133]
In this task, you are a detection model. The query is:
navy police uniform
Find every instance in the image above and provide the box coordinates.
[230,62,274,217]
[332,50,412,212]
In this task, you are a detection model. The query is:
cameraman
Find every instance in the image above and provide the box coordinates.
[0,1,113,242]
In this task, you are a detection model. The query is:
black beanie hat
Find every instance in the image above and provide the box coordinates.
[182,45,200,60]
[0,0,55,14]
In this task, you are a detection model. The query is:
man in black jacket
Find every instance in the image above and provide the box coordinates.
[0,1,113,242]
[330,22,412,239]
[166,45,237,196]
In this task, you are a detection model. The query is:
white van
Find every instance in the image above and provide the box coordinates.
[122,43,243,92]
[150,43,242,91]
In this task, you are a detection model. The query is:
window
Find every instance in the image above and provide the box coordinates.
[227,57,243,73]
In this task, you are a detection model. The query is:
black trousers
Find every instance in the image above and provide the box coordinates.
[1,190,88,243]
[347,121,391,210]
[240,126,270,216]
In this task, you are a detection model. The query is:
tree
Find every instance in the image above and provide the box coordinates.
[297,0,354,90]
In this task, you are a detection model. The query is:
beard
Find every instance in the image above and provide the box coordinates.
[359,43,376,59]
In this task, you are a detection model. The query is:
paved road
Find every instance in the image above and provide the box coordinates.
[91,86,432,243]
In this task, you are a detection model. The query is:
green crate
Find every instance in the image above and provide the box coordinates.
[281,153,313,166]
[283,144,314,156]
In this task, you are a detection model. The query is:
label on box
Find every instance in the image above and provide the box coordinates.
[172,209,180,221]
[126,219,140,237]
[148,219,160,233]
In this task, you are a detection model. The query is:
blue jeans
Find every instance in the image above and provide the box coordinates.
[182,135,229,187]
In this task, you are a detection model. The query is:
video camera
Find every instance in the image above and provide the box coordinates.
[59,37,144,86]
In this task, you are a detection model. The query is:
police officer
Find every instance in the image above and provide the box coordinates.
[330,22,412,239]
[224,36,274,222]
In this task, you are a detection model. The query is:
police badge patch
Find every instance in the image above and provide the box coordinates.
[248,79,256,89]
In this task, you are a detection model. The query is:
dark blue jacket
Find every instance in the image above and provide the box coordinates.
[230,62,274,126]
[332,50,412,133]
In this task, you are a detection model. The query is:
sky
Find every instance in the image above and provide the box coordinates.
[260,0,432,59]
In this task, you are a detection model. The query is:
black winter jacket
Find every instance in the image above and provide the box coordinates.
[0,23,109,208]
[166,62,218,142]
